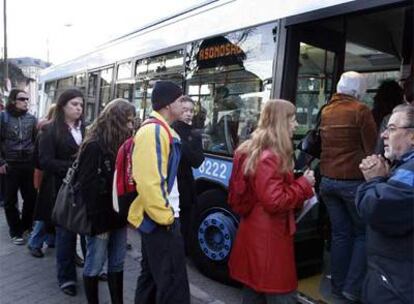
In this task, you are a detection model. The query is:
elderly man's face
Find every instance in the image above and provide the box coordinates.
[382,112,414,161]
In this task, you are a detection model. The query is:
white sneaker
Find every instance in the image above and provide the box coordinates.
[11,236,25,245]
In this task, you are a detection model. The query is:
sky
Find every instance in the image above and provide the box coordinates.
[1,0,205,65]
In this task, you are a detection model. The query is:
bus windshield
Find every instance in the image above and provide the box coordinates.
[186,22,278,156]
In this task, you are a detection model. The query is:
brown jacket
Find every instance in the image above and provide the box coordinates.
[320,94,377,179]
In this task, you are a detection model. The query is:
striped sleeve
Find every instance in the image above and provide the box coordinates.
[132,124,174,225]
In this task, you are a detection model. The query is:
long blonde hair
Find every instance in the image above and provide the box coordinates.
[237,99,296,175]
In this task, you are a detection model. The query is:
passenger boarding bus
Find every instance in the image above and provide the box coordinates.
[38,0,412,302]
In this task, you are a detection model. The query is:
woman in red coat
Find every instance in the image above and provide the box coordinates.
[228,99,315,303]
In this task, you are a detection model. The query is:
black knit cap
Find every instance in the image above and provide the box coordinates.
[151,81,183,110]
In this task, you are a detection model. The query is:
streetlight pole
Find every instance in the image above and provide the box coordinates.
[3,0,8,93]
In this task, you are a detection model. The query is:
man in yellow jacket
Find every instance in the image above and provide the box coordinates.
[128,80,190,304]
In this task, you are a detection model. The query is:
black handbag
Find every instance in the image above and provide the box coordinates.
[297,104,327,159]
[298,128,322,159]
[51,160,92,235]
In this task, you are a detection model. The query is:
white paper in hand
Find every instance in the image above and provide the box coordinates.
[296,195,318,223]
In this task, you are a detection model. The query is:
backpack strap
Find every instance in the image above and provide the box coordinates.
[142,117,173,144]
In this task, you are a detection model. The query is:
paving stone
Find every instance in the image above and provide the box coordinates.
[0,210,207,304]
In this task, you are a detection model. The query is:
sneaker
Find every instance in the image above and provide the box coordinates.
[11,236,25,245]
[28,246,44,258]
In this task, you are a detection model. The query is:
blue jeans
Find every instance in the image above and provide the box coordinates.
[320,177,367,299]
[56,226,77,288]
[84,227,127,276]
[28,221,55,249]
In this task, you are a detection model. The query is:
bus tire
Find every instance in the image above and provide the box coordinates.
[189,189,240,286]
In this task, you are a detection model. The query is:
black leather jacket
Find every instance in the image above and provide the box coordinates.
[0,110,37,165]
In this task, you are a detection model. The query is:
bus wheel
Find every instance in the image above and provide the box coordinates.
[190,189,239,285]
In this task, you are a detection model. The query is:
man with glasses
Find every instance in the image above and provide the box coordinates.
[0,89,37,245]
[357,104,414,304]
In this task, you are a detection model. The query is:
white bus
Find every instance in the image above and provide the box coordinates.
[38,0,413,301]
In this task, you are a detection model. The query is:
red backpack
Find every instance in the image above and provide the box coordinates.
[228,152,254,217]
[112,118,173,221]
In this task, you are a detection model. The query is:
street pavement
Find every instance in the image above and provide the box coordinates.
[0,210,240,304]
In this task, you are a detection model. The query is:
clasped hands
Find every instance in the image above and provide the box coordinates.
[359,154,390,181]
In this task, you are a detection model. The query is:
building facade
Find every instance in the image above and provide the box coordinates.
[9,57,51,116]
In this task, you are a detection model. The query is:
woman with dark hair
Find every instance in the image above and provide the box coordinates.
[34,88,85,296]
[78,98,135,304]
[372,80,403,130]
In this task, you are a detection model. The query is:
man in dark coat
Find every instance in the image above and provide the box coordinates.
[172,96,205,253]
[0,89,37,245]
[356,104,414,304]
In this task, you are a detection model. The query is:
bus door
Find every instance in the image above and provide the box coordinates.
[86,67,114,123]
[86,71,99,123]
[279,19,347,301]
[282,21,346,139]
[115,61,134,103]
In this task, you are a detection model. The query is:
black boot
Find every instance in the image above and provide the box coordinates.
[107,271,123,304]
[83,275,99,304]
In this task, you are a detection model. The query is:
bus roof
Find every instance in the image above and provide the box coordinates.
[40,0,354,82]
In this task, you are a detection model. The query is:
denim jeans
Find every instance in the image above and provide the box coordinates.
[84,227,127,276]
[320,177,367,299]
[28,221,55,249]
[56,226,77,288]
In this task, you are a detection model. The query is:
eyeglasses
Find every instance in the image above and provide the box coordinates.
[384,125,414,133]
[16,97,29,101]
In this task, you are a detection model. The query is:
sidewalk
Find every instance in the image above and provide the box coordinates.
[0,210,213,304]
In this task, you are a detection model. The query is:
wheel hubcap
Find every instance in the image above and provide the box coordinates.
[198,211,237,261]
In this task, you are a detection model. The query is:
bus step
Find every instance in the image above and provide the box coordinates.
[297,291,327,304]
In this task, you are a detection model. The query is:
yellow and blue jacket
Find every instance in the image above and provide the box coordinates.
[127,111,181,232]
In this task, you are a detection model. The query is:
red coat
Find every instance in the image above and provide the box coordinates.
[228,150,313,293]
